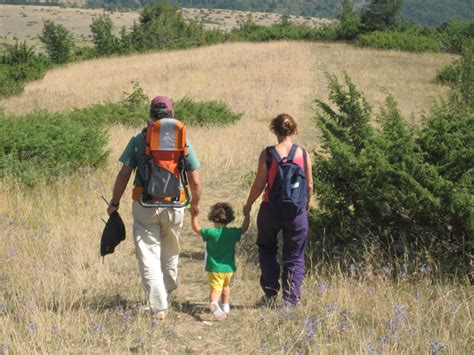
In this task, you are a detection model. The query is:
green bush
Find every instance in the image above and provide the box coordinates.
[335,0,361,41]
[0,42,50,98]
[0,111,108,186]
[90,14,120,56]
[438,19,474,54]
[436,63,459,84]
[40,20,75,64]
[310,70,473,275]
[66,86,243,127]
[173,96,243,126]
[356,31,439,52]
[0,85,242,186]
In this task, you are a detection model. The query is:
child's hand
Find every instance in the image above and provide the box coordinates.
[243,204,251,216]
[191,214,202,236]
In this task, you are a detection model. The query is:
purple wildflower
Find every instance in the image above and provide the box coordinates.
[0,304,6,316]
[366,342,375,355]
[90,323,106,333]
[324,303,337,314]
[429,341,446,353]
[381,266,393,279]
[51,325,59,334]
[303,316,320,342]
[393,305,407,319]
[318,282,329,295]
[349,263,358,277]
[26,322,37,336]
[122,311,133,323]
[419,264,432,275]
[277,307,294,320]
[259,339,268,351]
[1,344,8,355]
[338,310,350,332]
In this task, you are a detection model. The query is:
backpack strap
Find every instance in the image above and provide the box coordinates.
[302,148,308,173]
[265,146,274,170]
[268,146,283,164]
[287,144,298,162]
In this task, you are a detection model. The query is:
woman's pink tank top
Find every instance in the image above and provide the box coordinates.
[263,150,306,202]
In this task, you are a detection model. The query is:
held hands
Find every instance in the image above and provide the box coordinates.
[190,201,200,217]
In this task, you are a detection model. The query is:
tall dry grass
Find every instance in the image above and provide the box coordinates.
[1,42,471,353]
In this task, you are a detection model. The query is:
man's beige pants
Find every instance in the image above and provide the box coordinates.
[132,201,185,313]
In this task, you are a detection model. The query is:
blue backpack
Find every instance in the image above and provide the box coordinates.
[266,144,308,220]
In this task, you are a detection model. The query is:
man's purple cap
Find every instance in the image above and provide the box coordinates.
[151,96,173,111]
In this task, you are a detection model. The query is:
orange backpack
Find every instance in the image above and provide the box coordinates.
[140,118,190,207]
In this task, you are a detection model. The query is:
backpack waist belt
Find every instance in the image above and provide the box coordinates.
[132,186,186,202]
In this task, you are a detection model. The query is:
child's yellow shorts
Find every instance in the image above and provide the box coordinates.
[208,272,233,291]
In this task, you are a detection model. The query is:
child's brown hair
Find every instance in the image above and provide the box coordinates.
[208,202,235,225]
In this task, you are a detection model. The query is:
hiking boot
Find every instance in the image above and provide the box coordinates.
[257,294,278,308]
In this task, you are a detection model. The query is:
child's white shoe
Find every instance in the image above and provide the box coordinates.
[210,302,226,321]
[221,303,230,315]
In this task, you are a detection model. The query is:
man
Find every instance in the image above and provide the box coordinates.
[107,96,201,320]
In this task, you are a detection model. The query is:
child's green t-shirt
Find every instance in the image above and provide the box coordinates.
[200,226,242,272]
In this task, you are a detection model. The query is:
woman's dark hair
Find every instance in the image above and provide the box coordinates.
[208,202,235,225]
[270,113,298,137]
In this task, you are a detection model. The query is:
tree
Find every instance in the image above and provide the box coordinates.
[311,69,472,274]
[90,14,119,56]
[39,20,74,64]
[335,0,362,40]
[361,0,404,32]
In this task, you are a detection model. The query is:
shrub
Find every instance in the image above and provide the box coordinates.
[173,96,243,126]
[335,0,361,41]
[90,14,119,56]
[310,71,472,275]
[356,31,439,52]
[40,20,75,64]
[436,63,459,84]
[0,42,50,98]
[0,84,242,186]
[438,19,474,54]
[65,85,243,127]
[0,110,108,186]
[360,0,404,33]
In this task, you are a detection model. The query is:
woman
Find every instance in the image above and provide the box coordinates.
[243,113,313,306]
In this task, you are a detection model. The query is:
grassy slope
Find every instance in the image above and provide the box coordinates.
[1,42,471,353]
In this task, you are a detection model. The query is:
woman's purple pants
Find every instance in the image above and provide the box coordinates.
[256,202,308,305]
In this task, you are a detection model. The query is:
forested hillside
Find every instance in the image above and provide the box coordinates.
[2,0,472,25]
[96,0,472,26]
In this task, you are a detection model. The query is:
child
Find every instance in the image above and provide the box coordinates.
[191,202,250,320]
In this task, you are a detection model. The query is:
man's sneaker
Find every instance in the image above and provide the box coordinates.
[151,310,166,321]
[210,302,226,321]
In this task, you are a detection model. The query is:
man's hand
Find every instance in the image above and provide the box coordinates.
[107,165,132,216]
[107,204,119,216]
[187,169,201,217]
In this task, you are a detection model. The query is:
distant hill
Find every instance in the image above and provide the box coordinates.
[151,0,473,26]
[2,0,473,26]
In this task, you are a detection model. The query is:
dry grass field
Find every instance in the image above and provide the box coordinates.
[1,41,472,353]
[0,4,331,50]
